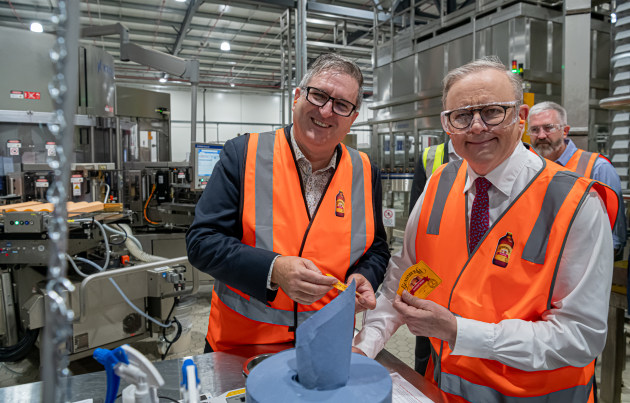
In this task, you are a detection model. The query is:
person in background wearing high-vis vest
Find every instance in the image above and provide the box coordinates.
[186,53,390,353]
[409,138,461,210]
[528,101,626,259]
[353,56,618,402]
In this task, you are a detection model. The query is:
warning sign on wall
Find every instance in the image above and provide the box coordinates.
[10,90,24,99]
[9,90,40,100]
[7,140,21,156]
[383,208,396,227]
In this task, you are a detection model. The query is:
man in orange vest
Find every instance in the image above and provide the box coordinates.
[354,57,617,402]
[187,53,390,352]
[529,101,626,258]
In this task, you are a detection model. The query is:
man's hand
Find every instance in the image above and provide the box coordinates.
[393,291,458,347]
[271,256,337,305]
[347,273,376,313]
[352,346,367,356]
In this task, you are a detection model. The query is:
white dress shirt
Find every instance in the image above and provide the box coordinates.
[354,142,613,371]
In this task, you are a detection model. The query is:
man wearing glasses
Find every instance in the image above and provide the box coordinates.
[187,53,390,352]
[354,57,617,402]
[528,101,626,259]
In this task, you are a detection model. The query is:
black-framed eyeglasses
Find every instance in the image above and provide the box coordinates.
[441,101,519,130]
[304,87,357,117]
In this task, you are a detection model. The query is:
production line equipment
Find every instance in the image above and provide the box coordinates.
[0,201,199,362]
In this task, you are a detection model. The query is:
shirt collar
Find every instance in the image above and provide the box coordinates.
[290,130,337,173]
[447,138,460,160]
[464,142,531,197]
[556,138,576,166]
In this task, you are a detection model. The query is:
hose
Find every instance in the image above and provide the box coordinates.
[103,223,142,250]
[73,219,110,270]
[67,254,174,329]
[143,184,161,225]
[66,223,174,327]
[102,182,110,204]
[115,223,166,263]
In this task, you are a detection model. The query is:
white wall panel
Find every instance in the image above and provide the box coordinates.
[164,87,372,161]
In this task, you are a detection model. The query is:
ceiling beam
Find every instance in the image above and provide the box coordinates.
[307,1,391,23]
[172,0,205,56]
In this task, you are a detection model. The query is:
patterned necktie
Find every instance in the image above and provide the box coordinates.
[469,177,492,253]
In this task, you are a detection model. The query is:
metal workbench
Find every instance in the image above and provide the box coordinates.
[0,345,447,402]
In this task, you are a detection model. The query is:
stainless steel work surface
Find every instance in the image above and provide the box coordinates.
[0,345,447,402]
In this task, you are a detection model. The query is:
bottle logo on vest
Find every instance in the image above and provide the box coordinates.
[492,232,514,268]
[335,191,345,217]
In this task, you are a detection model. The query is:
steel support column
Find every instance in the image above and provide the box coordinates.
[562,0,591,149]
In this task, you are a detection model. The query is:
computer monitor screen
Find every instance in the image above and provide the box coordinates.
[192,143,223,190]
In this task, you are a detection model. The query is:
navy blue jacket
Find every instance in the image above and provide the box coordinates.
[186,126,390,304]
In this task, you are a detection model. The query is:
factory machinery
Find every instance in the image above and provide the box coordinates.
[366,0,615,242]
[0,25,213,363]
[0,201,198,361]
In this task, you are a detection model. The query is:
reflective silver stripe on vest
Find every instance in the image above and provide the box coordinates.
[440,371,593,403]
[425,146,437,176]
[255,132,275,251]
[214,281,316,326]
[522,172,579,264]
[347,147,367,265]
[575,151,594,178]
[427,160,463,235]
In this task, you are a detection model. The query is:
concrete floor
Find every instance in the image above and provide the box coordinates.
[0,291,629,402]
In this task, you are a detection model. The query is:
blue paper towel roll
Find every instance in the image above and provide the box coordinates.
[245,281,392,402]
[246,349,392,403]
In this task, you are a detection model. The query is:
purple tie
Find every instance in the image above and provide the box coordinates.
[469,177,491,253]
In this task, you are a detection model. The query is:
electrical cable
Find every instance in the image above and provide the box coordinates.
[161,298,182,360]
[143,184,161,225]
[0,328,39,362]
[73,218,110,270]
[157,397,179,402]
[108,278,174,329]
[66,253,89,277]
[67,220,173,329]
[104,223,143,250]
[108,224,128,246]
[0,361,29,375]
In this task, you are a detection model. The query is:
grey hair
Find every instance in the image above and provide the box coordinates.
[298,53,364,110]
[442,56,523,107]
[528,101,567,126]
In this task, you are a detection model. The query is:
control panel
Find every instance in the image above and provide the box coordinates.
[191,143,223,191]
[3,212,46,233]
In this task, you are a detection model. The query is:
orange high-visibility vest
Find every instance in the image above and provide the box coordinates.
[564,148,600,178]
[415,158,617,403]
[206,128,375,351]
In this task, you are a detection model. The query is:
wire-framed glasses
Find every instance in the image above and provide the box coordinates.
[528,124,563,137]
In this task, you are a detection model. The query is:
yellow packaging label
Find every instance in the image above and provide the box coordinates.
[325,273,347,292]
[397,260,441,299]
[325,274,360,297]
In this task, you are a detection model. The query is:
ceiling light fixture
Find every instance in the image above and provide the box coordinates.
[220,41,231,51]
[175,0,186,3]
[230,83,235,87]
[30,22,43,33]
[159,73,168,83]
